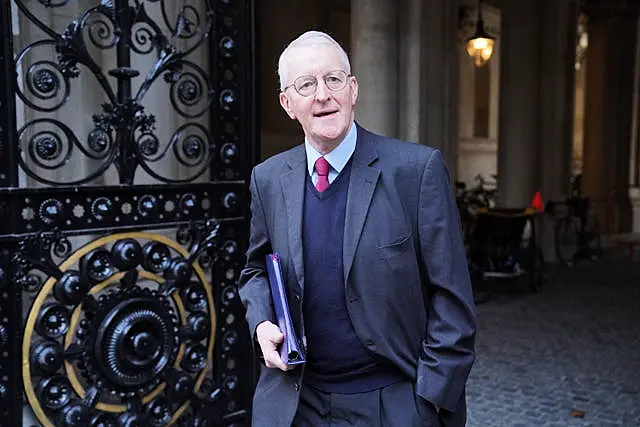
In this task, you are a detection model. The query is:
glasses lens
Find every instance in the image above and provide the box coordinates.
[294,76,317,96]
[325,71,348,91]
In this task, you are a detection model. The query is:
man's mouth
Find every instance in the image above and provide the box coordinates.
[314,110,338,118]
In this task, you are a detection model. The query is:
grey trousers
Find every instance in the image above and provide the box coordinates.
[292,380,445,427]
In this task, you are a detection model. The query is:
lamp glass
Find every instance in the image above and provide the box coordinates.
[466,37,495,67]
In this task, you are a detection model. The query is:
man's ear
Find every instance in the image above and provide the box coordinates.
[350,76,359,106]
[279,92,296,120]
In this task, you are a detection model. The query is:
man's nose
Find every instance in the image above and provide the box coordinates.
[314,80,331,101]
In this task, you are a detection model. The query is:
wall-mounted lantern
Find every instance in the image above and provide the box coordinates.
[465,1,495,67]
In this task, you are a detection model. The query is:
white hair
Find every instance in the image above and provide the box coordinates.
[277,31,351,91]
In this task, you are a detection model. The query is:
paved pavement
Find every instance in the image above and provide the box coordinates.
[467,252,640,427]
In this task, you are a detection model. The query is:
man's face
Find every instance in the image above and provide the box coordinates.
[279,44,358,147]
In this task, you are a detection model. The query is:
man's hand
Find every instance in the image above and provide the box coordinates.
[255,321,295,371]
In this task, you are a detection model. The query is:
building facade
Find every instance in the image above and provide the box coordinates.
[259,0,640,234]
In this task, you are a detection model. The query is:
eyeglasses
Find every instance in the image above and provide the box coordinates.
[283,70,351,97]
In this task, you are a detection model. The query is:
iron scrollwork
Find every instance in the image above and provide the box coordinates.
[0,0,255,425]
[13,0,217,185]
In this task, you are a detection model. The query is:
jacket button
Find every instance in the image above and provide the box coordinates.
[366,339,375,346]
[294,383,300,391]
[295,294,301,303]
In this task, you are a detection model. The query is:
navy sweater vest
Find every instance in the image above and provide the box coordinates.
[301,160,403,393]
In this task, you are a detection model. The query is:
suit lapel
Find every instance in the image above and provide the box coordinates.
[343,127,380,283]
[280,145,307,290]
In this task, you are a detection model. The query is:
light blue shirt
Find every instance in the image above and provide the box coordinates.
[304,121,357,185]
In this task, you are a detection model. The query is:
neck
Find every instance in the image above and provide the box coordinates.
[308,138,341,156]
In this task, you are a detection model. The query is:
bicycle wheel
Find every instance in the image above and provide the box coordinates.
[555,217,579,267]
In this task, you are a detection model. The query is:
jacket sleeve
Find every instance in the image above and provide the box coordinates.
[238,168,276,358]
[415,149,477,412]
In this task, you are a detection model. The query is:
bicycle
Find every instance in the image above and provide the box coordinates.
[548,196,602,267]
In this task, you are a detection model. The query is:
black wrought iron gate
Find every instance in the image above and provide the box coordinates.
[0,1,257,425]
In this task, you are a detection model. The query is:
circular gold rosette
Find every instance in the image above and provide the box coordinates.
[22,232,216,427]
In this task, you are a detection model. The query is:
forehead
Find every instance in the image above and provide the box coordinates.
[286,44,344,79]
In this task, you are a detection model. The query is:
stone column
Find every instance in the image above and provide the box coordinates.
[583,12,637,233]
[582,17,609,226]
[496,0,541,207]
[398,0,422,143]
[629,189,640,232]
[351,0,398,137]
[418,0,460,176]
[613,15,639,233]
[538,0,577,204]
[628,13,640,232]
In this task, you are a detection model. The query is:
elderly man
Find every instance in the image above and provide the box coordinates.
[239,31,476,427]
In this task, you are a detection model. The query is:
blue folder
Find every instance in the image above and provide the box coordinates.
[265,253,306,366]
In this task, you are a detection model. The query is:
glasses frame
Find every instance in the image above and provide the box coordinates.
[282,70,353,97]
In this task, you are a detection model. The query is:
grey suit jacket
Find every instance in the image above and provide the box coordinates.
[239,125,476,427]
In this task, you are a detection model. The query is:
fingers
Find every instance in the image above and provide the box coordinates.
[265,351,291,371]
[256,321,283,345]
[255,321,294,371]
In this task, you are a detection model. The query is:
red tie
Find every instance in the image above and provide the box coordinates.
[315,157,330,192]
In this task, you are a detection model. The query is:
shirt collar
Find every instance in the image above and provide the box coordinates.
[305,121,357,176]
